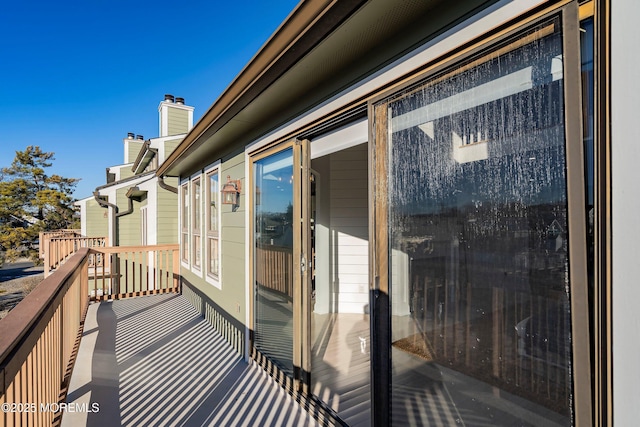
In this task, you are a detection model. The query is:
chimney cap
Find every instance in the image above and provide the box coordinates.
[164,94,175,103]
[127,132,135,139]
[136,135,144,140]
[175,97,185,105]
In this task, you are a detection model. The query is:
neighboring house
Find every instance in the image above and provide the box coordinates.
[76,95,193,246]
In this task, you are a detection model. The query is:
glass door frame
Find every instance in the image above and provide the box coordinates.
[368,1,592,425]
[248,138,313,393]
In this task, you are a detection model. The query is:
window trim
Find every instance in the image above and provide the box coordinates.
[180,180,190,267]
[205,162,222,288]
[192,176,202,272]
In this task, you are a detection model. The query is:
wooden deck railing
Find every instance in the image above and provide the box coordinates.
[0,244,180,426]
[44,236,108,277]
[88,244,180,300]
[0,248,90,427]
[39,230,81,260]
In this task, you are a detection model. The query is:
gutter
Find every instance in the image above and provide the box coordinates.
[93,190,135,246]
[131,140,152,173]
[93,191,134,218]
[156,0,366,177]
[158,176,178,194]
[95,170,155,192]
[93,191,118,246]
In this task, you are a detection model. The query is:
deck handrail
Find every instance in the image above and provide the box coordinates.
[87,244,180,300]
[39,229,82,259]
[0,248,90,426]
[44,236,108,277]
[0,243,181,425]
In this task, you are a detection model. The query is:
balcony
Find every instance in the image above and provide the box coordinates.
[0,243,320,426]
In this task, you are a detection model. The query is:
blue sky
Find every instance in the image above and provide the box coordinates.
[0,0,299,199]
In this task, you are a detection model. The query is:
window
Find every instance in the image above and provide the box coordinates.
[181,182,189,263]
[206,170,220,280]
[192,177,202,270]
[141,206,148,246]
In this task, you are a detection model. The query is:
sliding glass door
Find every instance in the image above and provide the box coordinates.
[251,139,312,390]
[253,146,295,375]
[372,4,590,426]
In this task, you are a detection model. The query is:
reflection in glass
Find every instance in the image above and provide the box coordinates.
[580,17,595,304]
[253,148,294,377]
[207,172,219,278]
[386,17,572,426]
[193,179,201,268]
[181,184,189,262]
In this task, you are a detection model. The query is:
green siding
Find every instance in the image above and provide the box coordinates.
[156,177,178,244]
[164,139,181,158]
[167,108,189,135]
[119,168,134,180]
[116,188,141,246]
[85,199,109,238]
[126,140,143,164]
[180,152,246,327]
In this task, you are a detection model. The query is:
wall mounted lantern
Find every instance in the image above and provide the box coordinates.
[221,175,241,206]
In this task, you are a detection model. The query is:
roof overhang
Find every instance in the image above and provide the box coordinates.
[95,170,155,193]
[125,186,147,201]
[157,0,495,177]
[132,141,157,174]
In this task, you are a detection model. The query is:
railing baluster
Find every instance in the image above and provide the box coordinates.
[125,254,129,296]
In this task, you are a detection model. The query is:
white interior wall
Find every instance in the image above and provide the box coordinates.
[328,144,369,314]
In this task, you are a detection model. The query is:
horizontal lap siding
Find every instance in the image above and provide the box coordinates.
[330,144,369,314]
[167,108,189,136]
[86,198,109,238]
[164,139,181,160]
[156,179,178,244]
[125,140,143,164]
[117,188,142,246]
[220,154,246,322]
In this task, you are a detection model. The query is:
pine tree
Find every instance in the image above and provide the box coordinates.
[0,146,80,265]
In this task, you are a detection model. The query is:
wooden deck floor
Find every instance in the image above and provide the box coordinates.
[62,294,319,427]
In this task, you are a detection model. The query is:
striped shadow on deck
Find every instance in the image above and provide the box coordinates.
[63,294,319,427]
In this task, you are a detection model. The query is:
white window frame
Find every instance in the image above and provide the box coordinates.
[180,180,190,267]
[192,176,202,272]
[205,163,222,288]
[141,205,148,246]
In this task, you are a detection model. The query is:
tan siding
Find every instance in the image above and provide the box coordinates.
[167,108,189,135]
